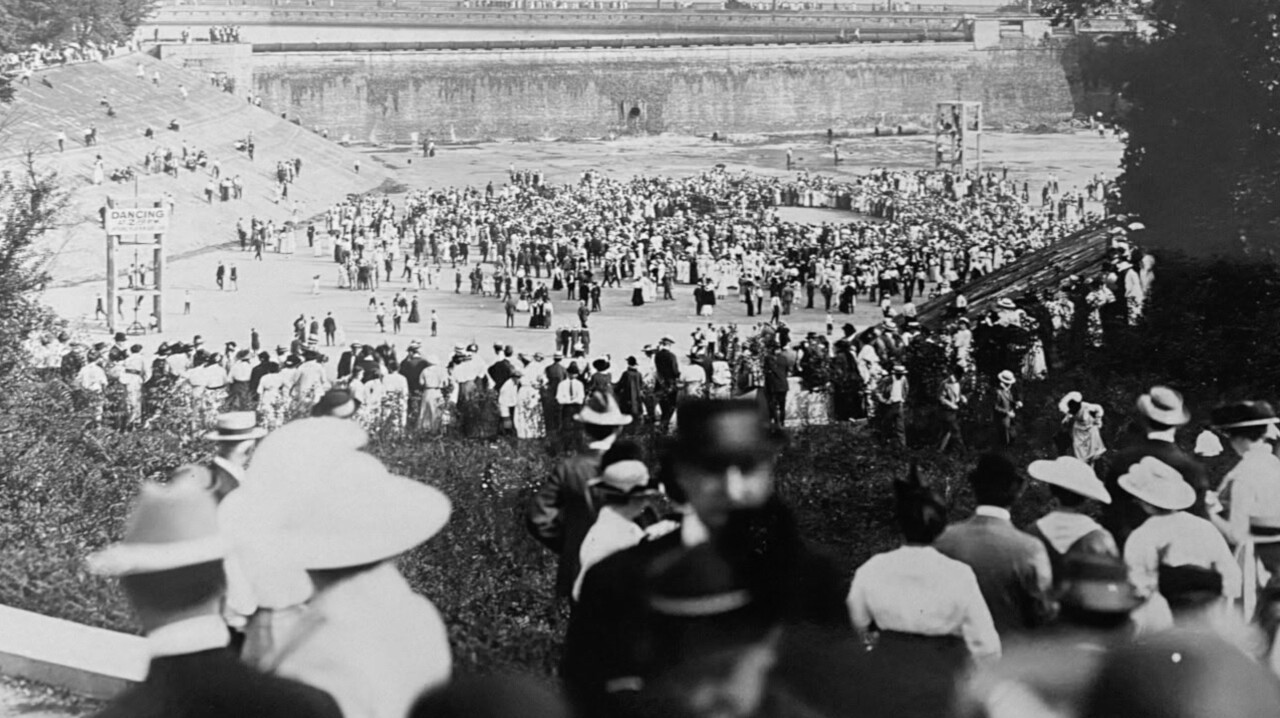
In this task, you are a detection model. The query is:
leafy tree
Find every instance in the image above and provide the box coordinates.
[0,0,157,52]
[1040,0,1280,258]
[0,151,66,374]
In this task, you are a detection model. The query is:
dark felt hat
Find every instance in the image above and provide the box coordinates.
[1210,400,1280,431]
[673,399,782,469]
[310,387,360,417]
[1058,550,1141,614]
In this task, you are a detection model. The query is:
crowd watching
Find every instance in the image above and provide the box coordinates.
[18,152,1280,716]
[1,39,137,79]
[59,379,1280,718]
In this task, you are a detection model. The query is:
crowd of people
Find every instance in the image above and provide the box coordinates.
[75,380,1280,718]
[41,153,1270,718]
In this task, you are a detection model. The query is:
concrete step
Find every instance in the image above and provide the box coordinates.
[0,605,145,702]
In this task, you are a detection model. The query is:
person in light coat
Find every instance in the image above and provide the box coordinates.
[220,419,453,718]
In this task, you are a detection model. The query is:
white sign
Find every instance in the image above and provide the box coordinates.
[106,207,169,235]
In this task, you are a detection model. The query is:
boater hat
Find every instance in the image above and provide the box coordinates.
[1136,386,1190,426]
[576,391,633,426]
[219,418,451,570]
[1119,456,1194,511]
[86,466,226,576]
[998,370,1016,385]
[1028,456,1111,504]
[204,411,268,442]
[996,297,1016,310]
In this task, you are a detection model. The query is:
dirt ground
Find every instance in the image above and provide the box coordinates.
[39,130,1122,368]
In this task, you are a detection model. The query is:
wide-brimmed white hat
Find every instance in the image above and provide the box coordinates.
[996,297,1016,310]
[1058,391,1084,414]
[219,418,450,570]
[576,391,633,427]
[204,411,268,442]
[1028,456,1111,504]
[87,466,226,576]
[998,370,1016,385]
[1118,456,1194,511]
[1135,386,1190,426]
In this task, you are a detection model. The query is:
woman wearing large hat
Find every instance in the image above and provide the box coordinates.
[1057,391,1106,466]
[1207,400,1280,616]
[1026,456,1117,584]
[220,418,453,718]
[1119,457,1240,627]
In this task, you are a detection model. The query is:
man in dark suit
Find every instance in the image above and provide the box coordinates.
[762,340,793,427]
[614,356,645,422]
[543,352,568,435]
[336,341,362,381]
[248,351,277,397]
[562,399,849,718]
[526,391,632,599]
[488,345,516,393]
[934,452,1054,640]
[88,469,342,718]
[399,341,428,425]
[1101,385,1206,548]
[653,336,681,431]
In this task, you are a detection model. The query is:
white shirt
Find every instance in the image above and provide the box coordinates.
[1124,512,1241,599]
[847,545,1001,659]
[1223,445,1280,541]
[556,377,585,405]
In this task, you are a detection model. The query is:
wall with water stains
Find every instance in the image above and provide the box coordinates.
[249,42,1099,142]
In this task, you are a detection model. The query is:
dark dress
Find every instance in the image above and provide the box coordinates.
[408,298,420,323]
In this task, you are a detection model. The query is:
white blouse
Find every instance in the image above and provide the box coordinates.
[847,545,1001,659]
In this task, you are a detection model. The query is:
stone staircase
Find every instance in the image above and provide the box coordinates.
[0,51,390,286]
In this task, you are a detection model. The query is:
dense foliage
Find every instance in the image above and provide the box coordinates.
[0,156,64,376]
[1040,0,1280,259]
[0,0,156,53]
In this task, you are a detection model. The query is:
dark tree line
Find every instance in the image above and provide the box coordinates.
[1041,0,1280,260]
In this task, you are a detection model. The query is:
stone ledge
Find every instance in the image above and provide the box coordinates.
[0,605,146,700]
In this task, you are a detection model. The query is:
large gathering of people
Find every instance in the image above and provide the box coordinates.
[73,385,1280,718]
[26,149,1280,718]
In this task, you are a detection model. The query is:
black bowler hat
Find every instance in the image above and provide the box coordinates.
[673,399,783,469]
[645,544,777,660]
[1210,400,1280,431]
[310,387,360,417]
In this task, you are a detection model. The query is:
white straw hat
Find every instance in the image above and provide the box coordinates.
[219,419,450,570]
[1118,456,1194,511]
[1028,456,1111,504]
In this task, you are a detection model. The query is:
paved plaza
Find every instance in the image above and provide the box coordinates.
[39,131,1122,362]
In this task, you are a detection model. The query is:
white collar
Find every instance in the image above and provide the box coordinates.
[681,510,709,548]
[146,615,230,658]
[1147,429,1176,443]
[975,505,1012,521]
[212,456,245,484]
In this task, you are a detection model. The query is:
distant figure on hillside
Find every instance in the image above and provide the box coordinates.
[152,70,160,85]
[786,147,794,170]
[179,84,189,100]
[354,158,361,174]
[55,129,65,152]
